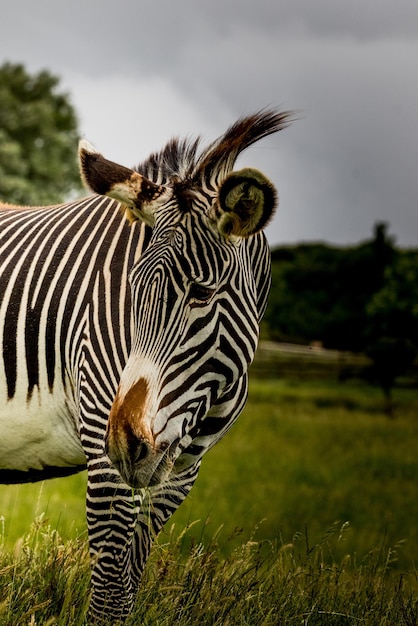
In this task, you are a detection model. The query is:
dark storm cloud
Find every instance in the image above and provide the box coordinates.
[1,0,418,247]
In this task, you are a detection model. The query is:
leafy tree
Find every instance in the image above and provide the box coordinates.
[266,226,396,351]
[0,62,81,205]
[365,252,418,342]
[364,253,418,415]
[265,224,418,404]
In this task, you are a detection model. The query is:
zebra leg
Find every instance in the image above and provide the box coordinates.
[86,459,141,623]
[129,462,201,592]
[86,460,200,623]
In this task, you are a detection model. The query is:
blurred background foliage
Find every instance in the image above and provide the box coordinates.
[0,62,81,205]
[263,222,418,409]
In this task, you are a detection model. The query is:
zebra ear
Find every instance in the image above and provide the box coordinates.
[78,140,171,226]
[214,168,277,238]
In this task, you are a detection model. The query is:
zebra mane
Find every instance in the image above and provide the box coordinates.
[134,109,294,185]
[134,136,200,184]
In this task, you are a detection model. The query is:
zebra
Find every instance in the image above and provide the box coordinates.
[0,109,293,622]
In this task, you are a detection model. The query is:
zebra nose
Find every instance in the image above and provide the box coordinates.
[105,431,154,469]
[133,438,152,464]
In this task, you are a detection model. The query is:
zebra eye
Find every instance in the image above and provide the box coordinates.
[189,283,215,305]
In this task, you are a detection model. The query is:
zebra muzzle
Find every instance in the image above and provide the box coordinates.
[105,427,174,488]
[105,377,163,487]
[105,403,177,488]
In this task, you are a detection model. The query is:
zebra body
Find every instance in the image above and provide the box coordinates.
[0,198,138,480]
[0,110,293,621]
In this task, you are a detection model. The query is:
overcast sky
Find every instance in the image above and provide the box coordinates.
[2,0,418,248]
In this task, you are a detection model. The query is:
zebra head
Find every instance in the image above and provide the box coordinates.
[79,110,293,489]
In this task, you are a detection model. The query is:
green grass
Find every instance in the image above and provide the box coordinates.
[1,516,418,625]
[1,378,418,623]
[0,518,91,625]
[167,379,418,573]
[0,473,87,547]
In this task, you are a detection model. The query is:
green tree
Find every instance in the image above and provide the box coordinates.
[365,253,418,415]
[0,62,81,205]
[366,253,418,341]
[265,223,397,351]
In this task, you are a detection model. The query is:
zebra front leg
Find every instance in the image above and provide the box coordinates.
[128,462,201,593]
[86,461,200,623]
[86,461,141,623]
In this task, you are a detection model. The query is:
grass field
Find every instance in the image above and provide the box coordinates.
[170,378,418,571]
[2,515,418,625]
[1,376,418,623]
